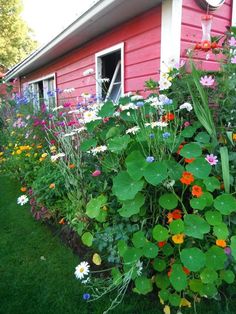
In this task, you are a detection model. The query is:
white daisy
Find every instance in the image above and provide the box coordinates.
[159,78,172,91]
[90,145,108,155]
[179,102,193,112]
[74,261,90,280]
[126,126,140,135]
[17,195,29,206]
[51,153,65,162]
[83,110,101,123]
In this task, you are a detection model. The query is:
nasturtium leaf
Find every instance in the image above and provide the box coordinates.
[213,223,229,240]
[169,219,184,234]
[118,240,128,256]
[179,143,202,158]
[135,276,153,295]
[159,193,178,210]
[125,150,147,181]
[230,236,236,260]
[112,171,144,201]
[200,268,218,284]
[153,259,166,272]
[86,195,107,218]
[118,192,145,217]
[165,160,184,181]
[169,294,181,307]
[153,225,169,242]
[195,132,210,144]
[143,242,159,258]
[155,274,170,289]
[86,120,101,132]
[205,246,227,270]
[180,247,205,271]
[144,162,168,186]
[111,268,122,285]
[200,284,217,297]
[169,264,188,292]
[98,101,115,117]
[132,231,147,248]
[205,211,222,226]
[80,138,97,152]
[106,126,122,139]
[220,270,235,284]
[162,243,174,256]
[214,194,236,215]
[203,176,220,192]
[186,158,211,179]
[181,126,196,138]
[159,290,170,302]
[108,135,131,153]
[123,247,142,265]
[95,208,107,222]
[189,279,203,293]
[200,192,213,207]
[184,214,210,239]
[190,197,207,210]
[81,232,93,247]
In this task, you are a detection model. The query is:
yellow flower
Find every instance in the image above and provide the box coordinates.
[16,149,22,155]
[50,146,57,152]
[233,133,236,141]
[180,298,191,308]
[16,113,23,117]
[172,233,185,244]
[37,145,43,149]
[49,183,55,189]
[163,305,171,314]
[39,157,44,162]
[41,153,48,158]
[216,239,227,248]
[92,253,102,265]
[0,152,4,156]
[21,187,27,192]
[25,153,31,157]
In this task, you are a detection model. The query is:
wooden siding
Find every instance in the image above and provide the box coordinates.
[180,0,232,71]
[21,6,161,103]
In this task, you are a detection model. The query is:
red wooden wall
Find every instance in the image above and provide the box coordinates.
[21,6,161,104]
[180,0,232,71]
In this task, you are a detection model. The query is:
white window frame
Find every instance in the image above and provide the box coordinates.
[232,0,236,26]
[28,73,57,110]
[95,42,124,102]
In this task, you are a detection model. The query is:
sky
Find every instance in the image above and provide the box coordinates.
[21,0,96,45]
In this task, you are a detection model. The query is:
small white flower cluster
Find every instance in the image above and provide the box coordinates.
[179,102,193,112]
[74,261,90,280]
[119,103,137,111]
[130,95,144,101]
[145,121,168,129]
[17,195,29,206]
[126,126,140,135]
[89,145,108,155]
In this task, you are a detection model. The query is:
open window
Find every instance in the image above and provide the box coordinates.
[95,43,124,103]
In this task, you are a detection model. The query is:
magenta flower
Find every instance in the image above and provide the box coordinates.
[92,170,101,177]
[228,37,236,47]
[200,75,215,87]
[224,247,232,255]
[231,56,236,64]
[205,154,218,165]
[184,121,190,128]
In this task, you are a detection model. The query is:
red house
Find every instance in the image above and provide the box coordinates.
[5,0,234,107]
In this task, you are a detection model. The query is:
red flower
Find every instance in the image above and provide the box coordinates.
[167,209,182,223]
[163,113,175,121]
[157,241,166,248]
[184,158,195,163]
[180,171,194,185]
[92,170,101,177]
[192,185,203,198]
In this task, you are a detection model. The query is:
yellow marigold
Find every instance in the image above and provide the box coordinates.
[50,146,57,152]
[39,157,44,162]
[172,233,185,244]
[37,145,43,149]
[16,149,22,155]
[25,153,31,157]
[41,153,48,158]
[216,239,227,248]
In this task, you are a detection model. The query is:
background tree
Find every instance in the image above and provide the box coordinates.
[0,0,38,69]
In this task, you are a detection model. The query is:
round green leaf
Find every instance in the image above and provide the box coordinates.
[213,223,229,240]
[214,194,236,215]
[112,171,144,201]
[86,195,107,218]
[135,276,153,295]
[190,197,207,210]
[159,290,169,302]
[153,225,169,242]
[181,126,196,138]
[80,139,97,152]
[125,151,147,181]
[118,193,145,217]
[132,231,147,248]
[81,232,93,247]
[186,158,212,179]
[184,214,210,239]
[162,243,174,256]
[159,193,178,210]
[98,100,115,117]
[155,274,170,289]
[200,284,217,297]
[205,211,222,225]
[143,242,159,258]
[179,143,202,158]
[108,135,131,153]
[200,268,218,284]
[195,132,210,144]
[169,294,181,307]
[169,219,184,234]
[203,177,220,192]
[200,192,213,207]
[189,279,203,293]
[153,259,166,272]
[180,248,206,271]
[165,160,184,181]
[220,270,235,284]
[205,246,227,270]
[144,162,168,186]
[169,264,188,292]
[123,247,142,265]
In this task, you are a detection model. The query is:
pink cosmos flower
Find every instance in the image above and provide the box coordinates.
[200,75,215,87]
[231,56,236,64]
[92,170,101,177]
[228,37,236,47]
[205,154,218,165]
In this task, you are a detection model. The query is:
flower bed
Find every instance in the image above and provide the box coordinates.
[1,29,236,313]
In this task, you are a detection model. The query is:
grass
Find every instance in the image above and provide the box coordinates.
[0,175,236,314]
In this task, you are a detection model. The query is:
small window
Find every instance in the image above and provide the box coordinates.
[96,43,124,103]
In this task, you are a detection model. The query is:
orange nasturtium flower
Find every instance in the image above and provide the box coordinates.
[180,171,194,185]
[163,112,175,121]
[59,218,65,225]
[20,187,27,192]
[167,209,182,223]
[232,133,236,141]
[172,233,185,244]
[216,239,227,248]
[191,185,203,198]
[157,241,166,248]
[49,183,55,189]
[177,144,184,155]
[184,158,195,163]
[68,163,75,169]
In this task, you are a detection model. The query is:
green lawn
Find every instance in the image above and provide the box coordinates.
[0,175,235,314]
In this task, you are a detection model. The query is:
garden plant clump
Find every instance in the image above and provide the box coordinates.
[1,28,236,313]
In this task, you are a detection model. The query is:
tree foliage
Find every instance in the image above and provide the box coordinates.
[0,0,38,68]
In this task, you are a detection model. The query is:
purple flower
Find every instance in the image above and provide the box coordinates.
[83,293,91,300]
[162,132,170,139]
[205,154,218,165]
[228,37,236,47]
[163,98,173,105]
[149,133,155,139]
[146,156,155,163]
[136,101,144,107]
[200,75,215,87]
[231,56,236,64]
[224,247,231,256]
[92,170,101,177]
